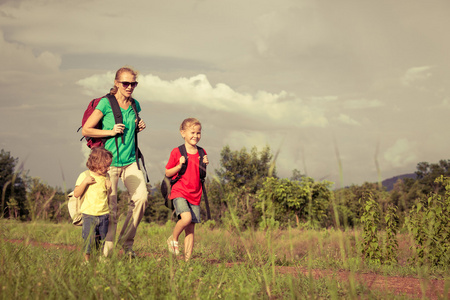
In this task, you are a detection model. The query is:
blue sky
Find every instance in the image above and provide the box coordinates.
[1,0,450,189]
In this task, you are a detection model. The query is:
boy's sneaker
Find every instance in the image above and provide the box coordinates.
[167,235,179,255]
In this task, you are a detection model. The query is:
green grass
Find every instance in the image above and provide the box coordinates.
[0,219,448,299]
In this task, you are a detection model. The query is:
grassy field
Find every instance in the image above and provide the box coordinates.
[0,219,449,299]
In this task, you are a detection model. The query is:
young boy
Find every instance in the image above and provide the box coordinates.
[73,147,113,262]
[165,117,209,261]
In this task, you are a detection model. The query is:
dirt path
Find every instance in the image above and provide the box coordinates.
[3,239,449,299]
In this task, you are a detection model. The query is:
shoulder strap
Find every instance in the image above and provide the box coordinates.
[130,98,141,125]
[196,146,210,219]
[106,94,123,124]
[177,144,188,177]
[105,95,124,165]
[197,146,207,182]
[129,99,149,182]
[106,94,124,143]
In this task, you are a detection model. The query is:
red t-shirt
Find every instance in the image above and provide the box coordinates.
[165,147,207,205]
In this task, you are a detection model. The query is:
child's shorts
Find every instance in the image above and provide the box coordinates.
[82,213,109,254]
[173,197,201,223]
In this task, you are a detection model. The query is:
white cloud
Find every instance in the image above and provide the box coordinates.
[36,51,61,70]
[343,99,384,110]
[337,114,360,126]
[226,131,273,151]
[384,138,418,168]
[76,72,115,97]
[0,30,61,73]
[401,66,433,86]
[77,72,329,128]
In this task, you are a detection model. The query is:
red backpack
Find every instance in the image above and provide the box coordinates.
[79,95,110,148]
[78,94,149,181]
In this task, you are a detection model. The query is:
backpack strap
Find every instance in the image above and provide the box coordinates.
[177,144,188,176]
[196,146,211,220]
[129,98,149,182]
[105,95,124,166]
[197,146,207,182]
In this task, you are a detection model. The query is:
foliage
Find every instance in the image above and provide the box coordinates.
[415,160,450,194]
[389,179,425,224]
[142,183,171,224]
[383,204,399,265]
[205,145,279,229]
[360,191,382,265]
[0,149,27,219]
[405,175,450,267]
[215,145,276,193]
[1,220,446,300]
[220,186,260,230]
[256,177,332,229]
[334,182,388,228]
[26,178,66,222]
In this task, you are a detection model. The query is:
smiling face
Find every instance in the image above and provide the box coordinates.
[181,124,202,147]
[114,72,137,99]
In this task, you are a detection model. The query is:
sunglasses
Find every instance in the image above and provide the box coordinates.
[119,81,138,88]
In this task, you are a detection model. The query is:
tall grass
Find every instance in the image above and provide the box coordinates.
[2,219,447,299]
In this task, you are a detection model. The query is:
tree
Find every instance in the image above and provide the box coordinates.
[256,176,333,228]
[414,160,450,195]
[215,145,276,193]
[0,149,27,219]
[207,145,277,228]
[334,182,388,228]
[290,169,305,182]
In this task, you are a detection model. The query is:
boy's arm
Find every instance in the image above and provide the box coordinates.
[165,156,186,178]
[73,176,96,198]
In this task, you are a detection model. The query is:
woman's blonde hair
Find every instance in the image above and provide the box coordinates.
[180,117,202,131]
[109,66,139,95]
[86,147,113,173]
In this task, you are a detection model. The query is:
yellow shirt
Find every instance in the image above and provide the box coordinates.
[75,170,110,216]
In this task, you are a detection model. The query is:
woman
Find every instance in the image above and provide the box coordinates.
[82,66,148,258]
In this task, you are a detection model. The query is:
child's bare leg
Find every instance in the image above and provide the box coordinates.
[172,212,192,241]
[84,253,90,262]
[184,223,195,261]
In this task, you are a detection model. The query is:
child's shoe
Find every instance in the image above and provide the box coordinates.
[167,235,179,255]
[124,248,137,259]
[98,255,109,263]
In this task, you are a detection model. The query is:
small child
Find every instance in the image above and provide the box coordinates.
[73,147,113,262]
[165,117,209,261]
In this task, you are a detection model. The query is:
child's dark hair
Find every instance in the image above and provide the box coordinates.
[86,147,113,172]
[180,117,202,131]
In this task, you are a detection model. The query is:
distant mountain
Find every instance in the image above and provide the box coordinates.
[382,173,417,191]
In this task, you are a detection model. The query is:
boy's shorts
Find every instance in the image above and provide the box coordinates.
[173,197,201,223]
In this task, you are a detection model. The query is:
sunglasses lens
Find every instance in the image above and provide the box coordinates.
[121,82,138,88]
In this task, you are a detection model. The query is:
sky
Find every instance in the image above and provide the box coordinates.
[1,0,450,190]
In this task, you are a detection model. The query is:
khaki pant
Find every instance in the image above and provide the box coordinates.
[103,162,148,256]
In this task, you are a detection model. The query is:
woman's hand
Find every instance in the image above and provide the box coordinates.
[112,123,125,136]
[137,119,146,132]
